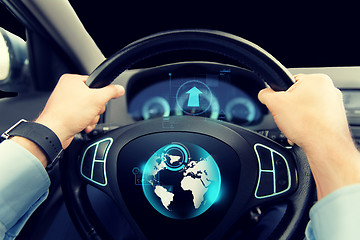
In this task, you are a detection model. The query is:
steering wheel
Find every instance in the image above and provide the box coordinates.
[60,29,315,240]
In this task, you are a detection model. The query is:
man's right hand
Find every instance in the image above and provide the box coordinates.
[258,74,360,200]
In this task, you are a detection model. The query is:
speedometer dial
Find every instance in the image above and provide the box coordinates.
[225,97,256,124]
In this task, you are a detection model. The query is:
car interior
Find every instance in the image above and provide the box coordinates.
[1,1,360,240]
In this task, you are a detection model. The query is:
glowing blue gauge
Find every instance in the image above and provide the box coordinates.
[175,80,219,118]
[142,96,170,120]
[142,143,221,219]
[225,97,256,124]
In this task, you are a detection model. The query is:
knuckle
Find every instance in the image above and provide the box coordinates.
[335,88,343,97]
[316,74,332,83]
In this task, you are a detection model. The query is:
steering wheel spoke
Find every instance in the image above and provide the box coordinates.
[228,125,299,205]
[79,138,113,190]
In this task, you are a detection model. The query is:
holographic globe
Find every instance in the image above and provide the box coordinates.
[142,143,221,219]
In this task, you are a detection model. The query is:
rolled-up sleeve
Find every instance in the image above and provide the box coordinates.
[306,184,360,240]
[0,140,50,240]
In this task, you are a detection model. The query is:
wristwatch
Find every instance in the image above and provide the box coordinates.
[1,119,63,169]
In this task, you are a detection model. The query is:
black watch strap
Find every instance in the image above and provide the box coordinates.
[1,119,63,168]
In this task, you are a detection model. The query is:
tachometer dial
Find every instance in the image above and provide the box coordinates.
[225,97,256,124]
[142,96,170,120]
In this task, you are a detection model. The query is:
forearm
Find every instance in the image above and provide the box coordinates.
[304,133,360,200]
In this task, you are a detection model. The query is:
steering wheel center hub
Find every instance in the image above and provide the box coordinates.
[140,142,221,219]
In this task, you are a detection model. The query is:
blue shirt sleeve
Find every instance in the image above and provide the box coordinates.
[305,184,360,240]
[0,140,50,240]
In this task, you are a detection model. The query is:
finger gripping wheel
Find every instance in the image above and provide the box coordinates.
[61,29,315,240]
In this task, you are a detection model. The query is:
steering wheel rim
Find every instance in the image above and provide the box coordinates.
[61,29,315,240]
[86,29,294,90]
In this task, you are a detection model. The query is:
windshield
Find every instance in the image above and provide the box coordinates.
[68,1,360,68]
[1,1,359,68]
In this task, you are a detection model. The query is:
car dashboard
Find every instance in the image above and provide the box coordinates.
[99,63,360,149]
[107,62,271,129]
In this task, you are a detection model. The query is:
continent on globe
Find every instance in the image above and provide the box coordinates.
[154,185,174,210]
[151,156,166,178]
[166,154,182,165]
[181,157,213,209]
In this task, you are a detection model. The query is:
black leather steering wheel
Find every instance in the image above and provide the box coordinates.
[60,29,316,240]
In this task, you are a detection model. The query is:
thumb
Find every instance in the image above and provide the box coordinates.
[97,84,125,103]
[258,88,288,116]
[258,88,276,105]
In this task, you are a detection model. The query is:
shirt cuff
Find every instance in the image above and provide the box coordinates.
[0,140,50,238]
[306,183,360,240]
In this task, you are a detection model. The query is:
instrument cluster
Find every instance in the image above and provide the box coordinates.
[126,63,267,126]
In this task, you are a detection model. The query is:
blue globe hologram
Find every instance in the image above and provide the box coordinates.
[142,143,221,219]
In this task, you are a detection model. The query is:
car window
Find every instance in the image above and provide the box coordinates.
[0,31,10,81]
[0,27,30,93]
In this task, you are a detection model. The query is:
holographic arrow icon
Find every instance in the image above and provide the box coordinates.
[186,86,203,107]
